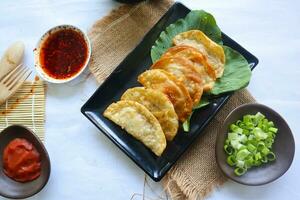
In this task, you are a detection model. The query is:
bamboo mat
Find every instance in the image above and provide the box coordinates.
[0,81,45,141]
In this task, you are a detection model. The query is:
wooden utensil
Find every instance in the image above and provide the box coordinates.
[0,41,25,80]
[0,64,32,106]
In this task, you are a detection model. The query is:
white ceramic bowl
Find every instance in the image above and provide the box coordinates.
[34,25,91,83]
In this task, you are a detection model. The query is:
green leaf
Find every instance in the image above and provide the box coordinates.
[182,112,192,132]
[193,97,210,109]
[210,46,252,95]
[183,98,211,132]
[151,10,222,62]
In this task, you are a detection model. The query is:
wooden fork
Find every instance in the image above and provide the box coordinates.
[0,64,32,106]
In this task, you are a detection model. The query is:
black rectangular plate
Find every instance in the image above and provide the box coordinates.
[81,2,259,182]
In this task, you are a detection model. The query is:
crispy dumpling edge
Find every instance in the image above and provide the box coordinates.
[151,56,203,106]
[161,45,217,80]
[103,100,166,156]
[121,87,179,141]
[173,30,225,78]
[138,69,193,122]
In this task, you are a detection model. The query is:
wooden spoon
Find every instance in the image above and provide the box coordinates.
[0,41,25,79]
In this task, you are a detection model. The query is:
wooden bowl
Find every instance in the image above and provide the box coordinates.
[0,125,51,199]
[216,103,295,185]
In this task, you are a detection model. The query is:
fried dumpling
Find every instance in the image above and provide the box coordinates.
[138,69,193,122]
[121,87,178,141]
[161,45,216,79]
[151,57,203,106]
[173,30,225,78]
[161,45,216,91]
[104,100,166,156]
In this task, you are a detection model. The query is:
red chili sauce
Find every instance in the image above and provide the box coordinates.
[3,138,41,182]
[39,29,88,79]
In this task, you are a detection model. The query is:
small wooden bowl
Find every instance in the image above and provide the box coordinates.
[216,103,295,185]
[0,125,51,199]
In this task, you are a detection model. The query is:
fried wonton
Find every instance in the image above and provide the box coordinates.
[104,100,166,156]
[121,87,178,141]
[151,57,203,106]
[161,45,216,91]
[173,30,225,78]
[138,69,193,122]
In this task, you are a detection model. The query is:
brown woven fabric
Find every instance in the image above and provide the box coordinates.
[88,0,174,83]
[88,1,256,199]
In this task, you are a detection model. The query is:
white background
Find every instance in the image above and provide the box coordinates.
[0,0,299,199]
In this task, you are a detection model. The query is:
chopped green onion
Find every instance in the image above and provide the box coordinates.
[236,149,250,160]
[236,120,242,126]
[255,152,262,161]
[261,156,268,163]
[267,152,276,161]
[261,147,270,155]
[257,141,265,151]
[234,167,246,176]
[268,121,274,127]
[255,112,265,121]
[243,129,250,135]
[224,145,234,155]
[223,112,278,176]
[227,155,236,166]
[236,160,245,168]
[269,127,278,133]
[244,156,254,168]
[253,127,268,140]
[230,140,244,149]
[247,143,256,153]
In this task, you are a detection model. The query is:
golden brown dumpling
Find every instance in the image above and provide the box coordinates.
[104,100,166,156]
[138,69,193,122]
[151,56,203,106]
[121,87,178,141]
[173,30,225,78]
[161,45,216,91]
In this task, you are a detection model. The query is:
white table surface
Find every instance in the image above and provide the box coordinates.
[0,0,299,199]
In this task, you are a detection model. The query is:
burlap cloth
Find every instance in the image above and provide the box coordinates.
[88,1,255,199]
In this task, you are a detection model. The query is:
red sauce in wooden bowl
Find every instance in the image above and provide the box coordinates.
[3,138,41,182]
[39,28,88,79]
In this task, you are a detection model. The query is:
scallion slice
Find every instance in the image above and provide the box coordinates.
[234,167,246,176]
[224,112,278,176]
